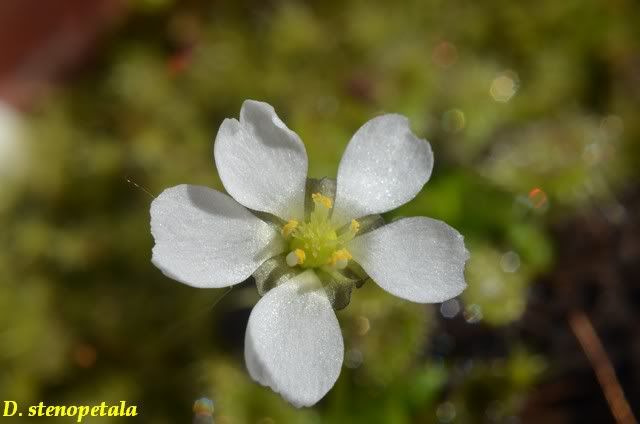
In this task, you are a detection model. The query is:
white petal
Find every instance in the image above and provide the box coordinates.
[150,184,284,288]
[332,114,433,225]
[244,270,344,407]
[349,217,469,303]
[214,100,308,220]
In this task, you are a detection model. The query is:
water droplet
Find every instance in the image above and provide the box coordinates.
[440,299,461,318]
[464,304,483,324]
[528,187,548,210]
[345,349,363,369]
[436,402,457,423]
[490,70,519,102]
[355,316,370,335]
[442,109,466,133]
[500,251,520,273]
[432,41,458,68]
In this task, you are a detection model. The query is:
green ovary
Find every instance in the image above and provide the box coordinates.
[290,223,339,268]
[282,193,358,270]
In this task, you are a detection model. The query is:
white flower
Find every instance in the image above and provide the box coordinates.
[150,100,469,407]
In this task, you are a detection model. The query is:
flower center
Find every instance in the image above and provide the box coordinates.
[282,193,360,270]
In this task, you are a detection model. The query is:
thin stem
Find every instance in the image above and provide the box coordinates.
[568,310,637,424]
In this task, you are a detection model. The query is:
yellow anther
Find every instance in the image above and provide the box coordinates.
[312,192,333,209]
[329,249,352,269]
[334,249,352,261]
[337,219,360,245]
[295,249,306,264]
[282,220,299,238]
[350,219,360,234]
[286,249,306,267]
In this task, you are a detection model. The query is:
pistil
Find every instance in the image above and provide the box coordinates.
[282,192,359,271]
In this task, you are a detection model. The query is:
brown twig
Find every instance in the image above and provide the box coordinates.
[568,310,637,424]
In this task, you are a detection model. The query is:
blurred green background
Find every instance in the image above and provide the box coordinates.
[1,0,639,423]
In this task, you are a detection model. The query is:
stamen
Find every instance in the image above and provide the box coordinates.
[337,219,360,244]
[296,249,307,264]
[329,248,352,269]
[350,219,360,234]
[335,258,349,269]
[281,220,299,238]
[286,249,306,267]
[311,193,333,209]
[309,192,333,225]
